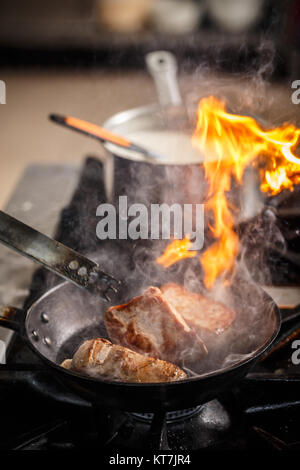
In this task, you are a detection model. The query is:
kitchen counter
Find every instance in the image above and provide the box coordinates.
[0,70,157,208]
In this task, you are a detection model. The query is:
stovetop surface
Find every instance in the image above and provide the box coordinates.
[1,157,300,453]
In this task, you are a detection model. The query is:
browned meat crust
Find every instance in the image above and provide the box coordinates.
[105,286,207,365]
[61,338,187,383]
[161,283,236,336]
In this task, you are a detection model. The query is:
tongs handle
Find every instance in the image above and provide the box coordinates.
[0,211,119,300]
[49,114,164,162]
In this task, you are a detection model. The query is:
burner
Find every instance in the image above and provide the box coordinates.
[125,400,231,451]
[131,406,203,424]
[103,401,232,451]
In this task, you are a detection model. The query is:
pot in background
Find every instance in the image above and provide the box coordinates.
[102,51,207,209]
[101,51,263,222]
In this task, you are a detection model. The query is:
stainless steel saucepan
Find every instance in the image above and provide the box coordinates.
[102,50,208,208]
[101,50,263,220]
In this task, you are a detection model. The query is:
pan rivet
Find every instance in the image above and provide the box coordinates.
[43,337,51,346]
[69,260,79,270]
[31,330,39,341]
[78,266,87,276]
[41,313,49,323]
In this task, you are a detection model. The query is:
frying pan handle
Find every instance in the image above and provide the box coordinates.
[145,51,182,107]
[0,306,25,335]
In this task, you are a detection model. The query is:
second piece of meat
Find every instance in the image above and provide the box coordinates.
[105,286,207,366]
[61,338,187,383]
[161,283,236,337]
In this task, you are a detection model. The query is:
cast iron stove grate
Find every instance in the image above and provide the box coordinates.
[1,157,300,451]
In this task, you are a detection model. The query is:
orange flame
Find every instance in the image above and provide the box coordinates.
[156,236,197,268]
[157,96,300,289]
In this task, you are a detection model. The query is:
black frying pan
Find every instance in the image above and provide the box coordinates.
[0,280,280,412]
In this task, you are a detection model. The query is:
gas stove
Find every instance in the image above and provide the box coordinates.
[1,157,300,453]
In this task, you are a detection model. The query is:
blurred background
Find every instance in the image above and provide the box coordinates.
[0,0,298,72]
[0,0,299,207]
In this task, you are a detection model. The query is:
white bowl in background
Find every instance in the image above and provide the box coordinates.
[152,0,205,35]
[207,0,264,33]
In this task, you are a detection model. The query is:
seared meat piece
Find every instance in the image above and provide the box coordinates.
[61,338,187,383]
[105,286,207,365]
[161,283,236,336]
[61,359,72,369]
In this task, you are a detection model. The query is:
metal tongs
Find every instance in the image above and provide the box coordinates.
[0,210,120,301]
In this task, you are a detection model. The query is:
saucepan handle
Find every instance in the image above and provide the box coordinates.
[0,306,26,336]
[145,50,182,107]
